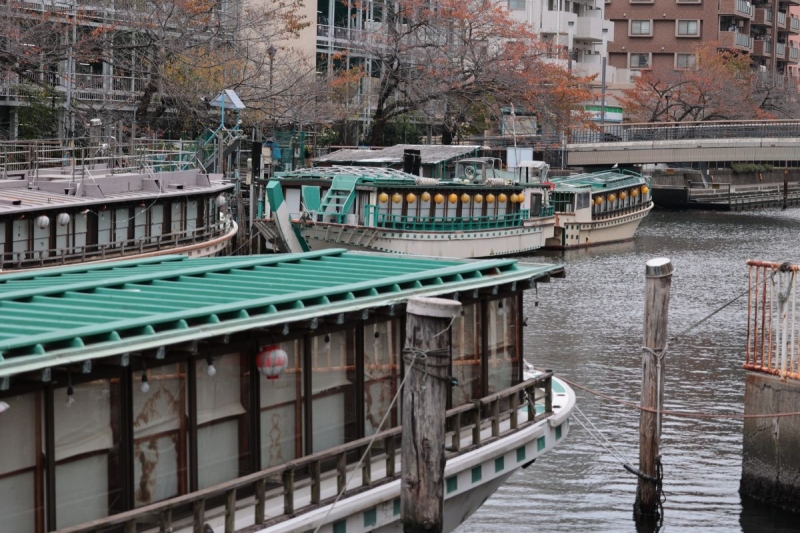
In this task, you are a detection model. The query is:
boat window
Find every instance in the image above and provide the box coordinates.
[529,192,542,216]
[488,297,519,395]
[133,363,187,506]
[195,353,249,490]
[576,192,591,210]
[452,303,483,407]
[311,330,357,453]
[54,379,121,529]
[0,392,38,533]
[260,340,303,468]
[364,320,402,436]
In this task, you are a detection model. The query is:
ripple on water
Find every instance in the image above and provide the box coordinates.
[457,207,800,533]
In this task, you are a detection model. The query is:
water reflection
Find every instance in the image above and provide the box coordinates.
[457,208,800,533]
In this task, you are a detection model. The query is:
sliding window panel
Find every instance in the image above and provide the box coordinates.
[54,380,120,530]
[132,363,186,507]
[196,353,249,489]
[487,297,518,395]
[452,303,483,406]
[0,392,39,533]
[363,320,401,436]
[311,331,357,453]
[260,340,303,469]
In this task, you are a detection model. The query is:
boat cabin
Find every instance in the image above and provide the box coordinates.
[0,250,562,532]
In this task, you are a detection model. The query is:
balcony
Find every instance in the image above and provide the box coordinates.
[719,30,753,51]
[777,11,786,29]
[753,8,773,26]
[791,46,799,60]
[776,42,786,58]
[719,0,755,17]
[753,39,773,56]
[541,11,578,38]
[790,16,800,33]
[575,13,604,42]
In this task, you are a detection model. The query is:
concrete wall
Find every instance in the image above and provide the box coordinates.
[741,372,800,513]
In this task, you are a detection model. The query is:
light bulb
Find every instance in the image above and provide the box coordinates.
[141,380,150,393]
[207,362,217,377]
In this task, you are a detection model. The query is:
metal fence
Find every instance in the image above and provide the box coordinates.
[570,120,800,145]
[744,260,800,380]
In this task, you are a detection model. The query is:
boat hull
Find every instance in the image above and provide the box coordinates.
[545,203,653,249]
[286,221,553,258]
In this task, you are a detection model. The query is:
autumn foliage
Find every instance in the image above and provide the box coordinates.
[618,41,798,122]
[330,0,595,145]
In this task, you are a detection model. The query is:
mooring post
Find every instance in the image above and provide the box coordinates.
[635,258,673,519]
[783,169,788,210]
[401,296,461,533]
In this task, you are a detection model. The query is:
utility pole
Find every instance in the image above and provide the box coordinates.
[635,258,673,523]
[401,297,460,533]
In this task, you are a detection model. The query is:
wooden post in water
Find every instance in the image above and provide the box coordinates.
[401,297,461,533]
[784,169,789,210]
[635,258,673,519]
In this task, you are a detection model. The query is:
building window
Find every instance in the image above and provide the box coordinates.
[677,0,701,3]
[630,20,652,36]
[676,53,697,69]
[508,0,526,9]
[630,53,650,68]
[677,20,700,36]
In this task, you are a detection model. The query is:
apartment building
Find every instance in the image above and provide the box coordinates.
[604,0,800,82]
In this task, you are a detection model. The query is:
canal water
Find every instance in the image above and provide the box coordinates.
[458,207,800,533]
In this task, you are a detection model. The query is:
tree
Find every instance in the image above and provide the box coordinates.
[618,41,799,123]
[0,0,311,137]
[335,0,594,146]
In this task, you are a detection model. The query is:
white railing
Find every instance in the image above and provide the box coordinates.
[745,261,800,380]
[766,9,773,22]
[735,32,752,47]
[737,0,754,15]
[778,10,787,26]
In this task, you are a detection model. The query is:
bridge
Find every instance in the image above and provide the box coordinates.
[565,120,800,167]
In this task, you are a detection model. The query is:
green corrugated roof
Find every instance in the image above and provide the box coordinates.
[0,249,560,378]
[550,169,649,191]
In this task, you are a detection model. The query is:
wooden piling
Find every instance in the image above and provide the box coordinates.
[401,297,461,533]
[635,258,673,519]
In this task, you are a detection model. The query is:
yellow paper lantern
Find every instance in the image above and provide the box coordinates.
[378,192,389,203]
[607,193,616,203]
[509,193,518,203]
[619,191,627,200]
[641,185,649,195]
[595,196,604,205]
[486,193,495,204]
[461,193,470,203]
[474,194,483,204]
[434,193,445,204]
[392,193,402,204]
[498,193,508,203]
[421,191,431,202]
[448,193,458,204]
[630,188,639,197]
[406,193,416,204]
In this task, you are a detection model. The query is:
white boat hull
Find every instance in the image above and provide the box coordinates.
[545,203,653,249]
[292,220,554,258]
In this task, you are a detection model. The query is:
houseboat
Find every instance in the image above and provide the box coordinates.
[257,159,556,258]
[0,249,574,533]
[0,139,237,272]
[524,162,653,249]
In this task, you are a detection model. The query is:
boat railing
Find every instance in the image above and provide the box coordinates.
[368,209,532,232]
[0,220,232,272]
[540,205,556,217]
[591,201,652,221]
[56,373,553,533]
[744,260,800,380]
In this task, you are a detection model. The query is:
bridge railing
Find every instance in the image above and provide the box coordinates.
[569,120,800,145]
[744,260,800,380]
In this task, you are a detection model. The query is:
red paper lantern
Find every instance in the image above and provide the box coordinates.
[257,345,288,380]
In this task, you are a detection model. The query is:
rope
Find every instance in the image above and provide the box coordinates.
[311,356,416,533]
[560,376,800,419]
[311,317,455,533]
